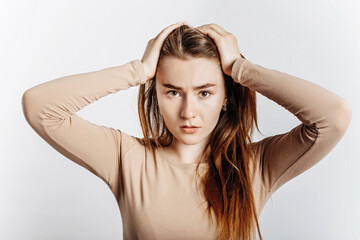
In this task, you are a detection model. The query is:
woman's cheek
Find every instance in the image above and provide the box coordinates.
[201,96,222,111]
[158,96,175,115]
[157,94,167,108]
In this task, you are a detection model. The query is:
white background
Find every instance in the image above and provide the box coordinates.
[1,0,359,239]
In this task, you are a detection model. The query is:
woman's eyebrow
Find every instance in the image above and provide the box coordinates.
[161,83,217,90]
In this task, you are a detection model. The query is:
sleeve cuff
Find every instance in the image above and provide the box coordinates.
[130,59,147,86]
[231,56,247,84]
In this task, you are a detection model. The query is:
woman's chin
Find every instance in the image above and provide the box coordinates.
[174,135,205,145]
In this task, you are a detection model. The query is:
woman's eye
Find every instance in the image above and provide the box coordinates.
[166,90,212,97]
[167,90,179,96]
[200,91,211,97]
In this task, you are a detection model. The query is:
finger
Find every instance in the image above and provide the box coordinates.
[154,22,184,42]
[196,23,228,36]
[209,24,228,36]
[195,26,222,45]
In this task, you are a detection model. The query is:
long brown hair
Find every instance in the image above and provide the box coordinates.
[138,24,264,240]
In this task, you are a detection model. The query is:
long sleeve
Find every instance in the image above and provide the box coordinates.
[231,56,352,193]
[21,59,147,197]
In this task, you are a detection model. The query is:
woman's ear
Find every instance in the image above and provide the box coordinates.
[223,98,228,105]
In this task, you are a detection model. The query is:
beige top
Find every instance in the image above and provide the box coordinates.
[22,56,352,239]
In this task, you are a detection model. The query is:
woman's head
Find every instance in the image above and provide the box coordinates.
[138,24,247,149]
[137,24,263,240]
[155,56,227,149]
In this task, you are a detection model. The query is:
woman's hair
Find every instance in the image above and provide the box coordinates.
[137,24,264,240]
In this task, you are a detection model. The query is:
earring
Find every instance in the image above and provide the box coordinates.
[222,104,227,111]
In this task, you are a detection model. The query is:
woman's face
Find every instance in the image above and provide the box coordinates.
[155,57,227,146]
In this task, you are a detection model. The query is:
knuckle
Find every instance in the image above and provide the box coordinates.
[228,33,236,40]
[218,37,226,44]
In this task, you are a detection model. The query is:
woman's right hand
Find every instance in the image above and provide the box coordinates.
[141,22,186,82]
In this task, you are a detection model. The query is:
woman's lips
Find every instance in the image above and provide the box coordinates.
[180,127,200,134]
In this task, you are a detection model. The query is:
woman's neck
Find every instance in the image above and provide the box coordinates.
[164,139,210,164]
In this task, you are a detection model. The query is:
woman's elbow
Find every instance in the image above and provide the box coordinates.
[334,99,352,133]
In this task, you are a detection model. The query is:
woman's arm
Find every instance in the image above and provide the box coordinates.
[231,56,352,193]
[22,59,146,198]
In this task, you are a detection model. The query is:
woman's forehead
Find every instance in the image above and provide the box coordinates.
[156,57,224,85]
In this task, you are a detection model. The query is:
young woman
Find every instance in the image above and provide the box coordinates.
[22,22,352,240]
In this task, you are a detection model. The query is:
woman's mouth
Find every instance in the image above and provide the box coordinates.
[180,126,200,134]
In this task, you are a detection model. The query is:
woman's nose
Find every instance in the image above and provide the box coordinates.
[180,95,195,119]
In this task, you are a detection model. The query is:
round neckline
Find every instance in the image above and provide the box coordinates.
[166,154,209,168]
[158,147,209,169]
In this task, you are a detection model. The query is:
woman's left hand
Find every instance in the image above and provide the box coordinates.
[195,23,243,77]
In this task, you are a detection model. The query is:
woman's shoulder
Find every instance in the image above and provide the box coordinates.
[118,131,162,156]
